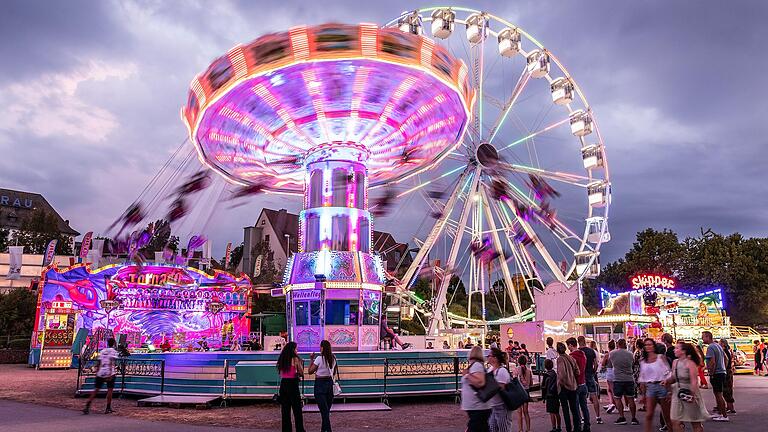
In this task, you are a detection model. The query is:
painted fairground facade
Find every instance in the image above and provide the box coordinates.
[31,263,251,367]
[576,273,729,349]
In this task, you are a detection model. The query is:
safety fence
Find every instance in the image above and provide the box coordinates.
[76,357,166,396]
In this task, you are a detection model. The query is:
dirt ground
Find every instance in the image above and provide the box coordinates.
[0,364,477,431]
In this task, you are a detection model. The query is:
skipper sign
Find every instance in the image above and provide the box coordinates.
[631,274,676,290]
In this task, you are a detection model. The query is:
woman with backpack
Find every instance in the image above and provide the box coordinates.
[514,355,533,432]
[486,347,513,432]
[276,342,306,432]
[461,345,492,432]
[308,340,337,432]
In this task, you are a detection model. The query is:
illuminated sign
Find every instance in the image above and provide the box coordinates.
[630,274,676,290]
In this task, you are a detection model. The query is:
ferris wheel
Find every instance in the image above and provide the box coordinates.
[381,7,612,334]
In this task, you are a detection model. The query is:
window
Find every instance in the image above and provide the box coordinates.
[362,294,380,326]
[325,299,359,325]
[265,234,270,244]
[295,300,321,326]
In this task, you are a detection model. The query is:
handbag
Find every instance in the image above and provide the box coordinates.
[332,357,342,396]
[675,363,694,403]
[499,371,529,411]
[470,362,501,402]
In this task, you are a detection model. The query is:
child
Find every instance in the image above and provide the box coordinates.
[542,358,562,432]
[515,355,533,432]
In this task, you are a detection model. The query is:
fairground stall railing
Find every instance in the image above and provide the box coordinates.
[382,356,469,404]
[76,357,166,396]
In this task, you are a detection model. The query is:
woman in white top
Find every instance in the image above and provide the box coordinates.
[487,348,513,432]
[308,340,337,432]
[461,345,491,432]
[513,354,533,432]
[637,338,671,432]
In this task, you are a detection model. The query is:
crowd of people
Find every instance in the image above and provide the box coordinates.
[460,331,738,432]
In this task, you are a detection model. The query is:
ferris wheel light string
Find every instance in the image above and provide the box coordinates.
[499,117,570,151]
[488,70,531,143]
[396,165,466,198]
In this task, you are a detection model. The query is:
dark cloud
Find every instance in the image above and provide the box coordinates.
[0,0,765,268]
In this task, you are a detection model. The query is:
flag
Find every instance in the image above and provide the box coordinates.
[79,231,93,259]
[43,239,58,267]
[224,242,232,268]
[7,246,23,280]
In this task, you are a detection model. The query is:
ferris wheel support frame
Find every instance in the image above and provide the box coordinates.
[479,187,522,315]
[427,165,482,335]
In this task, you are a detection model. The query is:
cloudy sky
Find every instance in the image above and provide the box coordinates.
[1,0,766,266]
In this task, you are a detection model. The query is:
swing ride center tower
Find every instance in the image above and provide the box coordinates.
[183,23,473,351]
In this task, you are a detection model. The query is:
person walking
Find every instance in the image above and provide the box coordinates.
[632,338,646,412]
[638,338,672,432]
[601,339,617,414]
[753,340,763,376]
[462,345,492,432]
[514,354,533,432]
[542,359,562,432]
[567,338,590,432]
[609,338,639,426]
[579,336,603,425]
[82,337,118,415]
[308,340,337,432]
[556,342,581,432]
[693,344,708,389]
[665,341,708,432]
[701,331,729,422]
[276,342,305,432]
[487,348,513,432]
[718,338,736,415]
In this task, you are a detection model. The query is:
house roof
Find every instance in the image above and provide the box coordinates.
[0,188,79,236]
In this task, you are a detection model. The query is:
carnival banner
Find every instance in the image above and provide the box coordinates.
[224,242,232,268]
[79,231,93,259]
[43,239,57,267]
[7,246,23,280]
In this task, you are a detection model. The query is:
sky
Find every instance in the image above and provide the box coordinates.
[1,0,767,266]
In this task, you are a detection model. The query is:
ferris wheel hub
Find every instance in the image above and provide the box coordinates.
[475,142,499,168]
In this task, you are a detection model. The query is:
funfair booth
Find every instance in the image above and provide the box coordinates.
[30,263,251,367]
[576,274,729,348]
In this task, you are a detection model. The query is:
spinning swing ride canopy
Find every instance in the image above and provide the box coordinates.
[182,23,475,194]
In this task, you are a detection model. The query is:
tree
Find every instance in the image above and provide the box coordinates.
[0,228,8,252]
[584,228,768,326]
[9,208,73,254]
[0,288,37,341]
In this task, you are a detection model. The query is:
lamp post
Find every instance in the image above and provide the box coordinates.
[284,234,291,258]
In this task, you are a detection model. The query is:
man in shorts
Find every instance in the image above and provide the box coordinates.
[83,337,119,414]
[609,339,639,425]
[578,336,603,425]
[702,331,729,421]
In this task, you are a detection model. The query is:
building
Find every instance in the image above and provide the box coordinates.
[0,188,79,237]
[240,208,412,277]
[1,188,80,292]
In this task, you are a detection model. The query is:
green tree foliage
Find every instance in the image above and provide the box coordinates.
[9,208,73,254]
[585,228,768,325]
[0,288,37,341]
[0,228,8,252]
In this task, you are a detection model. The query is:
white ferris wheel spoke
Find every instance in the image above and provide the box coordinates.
[498,117,571,152]
[480,188,522,314]
[487,68,532,143]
